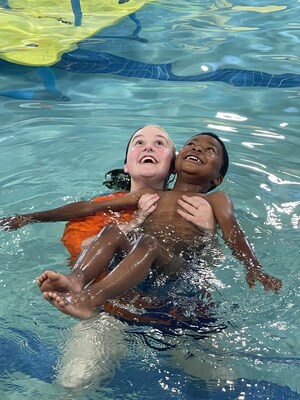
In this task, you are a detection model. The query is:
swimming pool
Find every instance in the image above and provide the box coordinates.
[0,1,299,398]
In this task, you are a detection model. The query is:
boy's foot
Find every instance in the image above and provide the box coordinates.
[37,270,83,293]
[43,291,97,319]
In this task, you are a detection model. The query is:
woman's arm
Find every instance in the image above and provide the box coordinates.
[209,191,282,292]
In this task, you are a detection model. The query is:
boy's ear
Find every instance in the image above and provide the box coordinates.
[213,175,223,187]
[124,164,128,173]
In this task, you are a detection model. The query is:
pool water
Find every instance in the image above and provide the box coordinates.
[0,1,299,399]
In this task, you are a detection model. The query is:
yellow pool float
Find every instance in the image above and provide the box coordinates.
[0,0,153,66]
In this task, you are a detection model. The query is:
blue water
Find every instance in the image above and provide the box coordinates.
[0,1,300,399]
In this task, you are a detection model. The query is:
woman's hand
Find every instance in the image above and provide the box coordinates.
[177,195,216,234]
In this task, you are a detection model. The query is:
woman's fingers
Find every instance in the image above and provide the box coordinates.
[180,195,211,211]
[177,195,215,233]
[177,199,198,216]
[176,208,197,223]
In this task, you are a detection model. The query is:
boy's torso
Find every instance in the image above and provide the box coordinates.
[142,191,213,256]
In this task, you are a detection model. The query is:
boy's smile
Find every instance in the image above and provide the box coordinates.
[175,134,224,191]
[184,153,204,164]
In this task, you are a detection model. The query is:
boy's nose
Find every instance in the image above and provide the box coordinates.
[192,145,203,152]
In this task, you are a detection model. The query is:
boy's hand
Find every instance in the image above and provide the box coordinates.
[246,269,282,292]
[137,193,159,222]
[0,215,30,231]
[119,193,159,235]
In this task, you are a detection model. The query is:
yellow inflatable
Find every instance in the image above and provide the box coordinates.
[0,0,153,66]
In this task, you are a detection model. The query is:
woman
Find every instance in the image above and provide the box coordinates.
[53,126,216,391]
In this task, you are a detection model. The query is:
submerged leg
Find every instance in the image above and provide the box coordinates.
[44,234,165,319]
[0,64,70,101]
[38,224,131,293]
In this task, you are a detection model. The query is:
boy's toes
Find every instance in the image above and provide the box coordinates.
[37,272,47,286]
[43,291,54,301]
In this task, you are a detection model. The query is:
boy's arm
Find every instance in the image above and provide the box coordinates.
[0,191,145,231]
[208,192,282,292]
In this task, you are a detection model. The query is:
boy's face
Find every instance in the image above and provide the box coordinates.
[124,125,175,182]
[176,134,224,188]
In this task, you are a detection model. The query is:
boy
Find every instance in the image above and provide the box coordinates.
[38,132,282,319]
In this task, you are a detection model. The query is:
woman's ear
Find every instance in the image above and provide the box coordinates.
[124,164,128,173]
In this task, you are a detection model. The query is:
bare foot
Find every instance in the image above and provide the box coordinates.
[37,270,84,293]
[43,291,98,319]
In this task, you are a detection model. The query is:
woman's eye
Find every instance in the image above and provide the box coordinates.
[135,140,143,145]
[207,147,215,153]
[156,140,165,146]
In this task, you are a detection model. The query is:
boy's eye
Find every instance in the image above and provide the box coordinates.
[135,140,144,145]
[207,147,215,153]
[155,140,165,146]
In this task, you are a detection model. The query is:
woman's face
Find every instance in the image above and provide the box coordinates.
[124,125,175,189]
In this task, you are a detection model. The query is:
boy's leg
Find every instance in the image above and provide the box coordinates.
[73,224,132,284]
[38,224,132,293]
[44,234,169,319]
[88,234,164,300]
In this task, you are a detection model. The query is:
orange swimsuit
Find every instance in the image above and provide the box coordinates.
[61,192,134,263]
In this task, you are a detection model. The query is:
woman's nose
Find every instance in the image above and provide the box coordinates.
[144,145,154,152]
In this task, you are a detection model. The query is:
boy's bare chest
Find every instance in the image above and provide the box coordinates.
[143,191,204,237]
